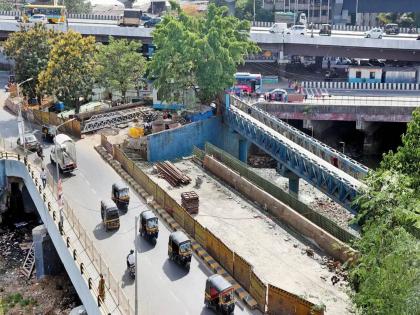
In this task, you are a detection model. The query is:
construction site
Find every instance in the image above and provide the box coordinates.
[1,82,362,314]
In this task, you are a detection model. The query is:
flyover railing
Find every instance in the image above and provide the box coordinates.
[231,95,369,180]
[300,95,420,106]
[0,149,133,315]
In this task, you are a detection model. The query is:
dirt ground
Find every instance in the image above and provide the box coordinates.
[0,227,80,315]
[251,168,358,235]
[140,159,354,315]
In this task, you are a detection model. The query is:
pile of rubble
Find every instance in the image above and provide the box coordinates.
[248,155,277,168]
[0,226,32,270]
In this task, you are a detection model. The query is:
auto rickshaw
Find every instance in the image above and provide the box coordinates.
[204,274,235,315]
[100,199,120,231]
[168,231,192,269]
[111,181,130,211]
[139,210,159,242]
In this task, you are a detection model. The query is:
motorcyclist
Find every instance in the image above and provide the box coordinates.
[126,249,135,268]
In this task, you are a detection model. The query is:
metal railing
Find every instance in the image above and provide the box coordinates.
[0,149,133,315]
[300,95,420,106]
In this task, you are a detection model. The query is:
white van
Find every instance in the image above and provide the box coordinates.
[269,23,288,33]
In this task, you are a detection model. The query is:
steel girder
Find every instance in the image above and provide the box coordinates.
[230,95,369,180]
[225,108,362,212]
[82,107,153,134]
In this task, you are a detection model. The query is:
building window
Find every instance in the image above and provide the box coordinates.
[369,72,376,79]
[356,71,362,79]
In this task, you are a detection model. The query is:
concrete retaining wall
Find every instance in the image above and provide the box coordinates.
[203,155,356,263]
[147,116,246,162]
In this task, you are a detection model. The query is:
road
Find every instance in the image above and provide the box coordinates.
[0,72,256,315]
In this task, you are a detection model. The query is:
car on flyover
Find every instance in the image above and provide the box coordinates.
[364,27,383,39]
[283,25,306,36]
[384,23,400,35]
[144,17,161,28]
[28,14,48,24]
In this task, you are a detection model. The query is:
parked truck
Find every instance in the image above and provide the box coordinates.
[50,134,77,173]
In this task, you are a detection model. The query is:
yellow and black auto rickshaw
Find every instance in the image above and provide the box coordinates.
[168,231,192,270]
[204,274,235,314]
[139,210,159,242]
[100,199,120,231]
[111,181,130,211]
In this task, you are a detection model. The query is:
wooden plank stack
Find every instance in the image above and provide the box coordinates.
[156,161,191,187]
[181,191,199,214]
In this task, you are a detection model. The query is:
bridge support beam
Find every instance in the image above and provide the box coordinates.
[238,138,249,163]
[360,122,381,155]
[33,225,63,279]
[276,163,300,197]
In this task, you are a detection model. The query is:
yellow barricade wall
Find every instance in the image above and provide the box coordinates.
[218,239,234,275]
[155,185,166,206]
[250,270,267,313]
[233,253,252,291]
[267,284,323,315]
[194,221,207,249]
[184,213,195,236]
[132,166,148,189]
[205,230,220,262]
[170,198,185,227]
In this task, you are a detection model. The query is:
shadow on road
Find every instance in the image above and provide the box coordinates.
[162,259,189,282]
[135,234,156,253]
[121,268,135,288]
[93,223,118,240]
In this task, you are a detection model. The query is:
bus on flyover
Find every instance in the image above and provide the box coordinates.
[20,4,66,24]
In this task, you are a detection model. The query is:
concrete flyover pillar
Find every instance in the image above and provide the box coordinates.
[276,163,300,197]
[238,138,249,163]
[33,225,63,279]
[359,122,381,155]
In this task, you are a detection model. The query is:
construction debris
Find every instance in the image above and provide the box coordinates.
[181,191,199,214]
[156,161,191,187]
[248,155,277,168]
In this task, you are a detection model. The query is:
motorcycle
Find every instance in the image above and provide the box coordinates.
[128,263,135,279]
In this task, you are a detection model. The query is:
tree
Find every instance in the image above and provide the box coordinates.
[63,0,91,14]
[0,0,13,11]
[234,0,274,22]
[350,108,420,314]
[149,4,259,105]
[95,37,147,102]
[37,31,96,112]
[4,24,57,99]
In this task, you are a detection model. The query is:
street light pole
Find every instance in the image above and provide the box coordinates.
[54,118,75,226]
[134,215,139,315]
[16,77,33,155]
[339,141,345,154]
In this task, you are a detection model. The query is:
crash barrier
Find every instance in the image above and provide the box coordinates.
[202,143,357,244]
[251,21,420,34]
[5,97,82,139]
[267,284,324,315]
[111,143,327,314]
[0,151,133,315]
[302,81,420,91]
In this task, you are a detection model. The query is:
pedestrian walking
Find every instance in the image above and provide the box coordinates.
[97,274,105,307]
[40,168,47,189]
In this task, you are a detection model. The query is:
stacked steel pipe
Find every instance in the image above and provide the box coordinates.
[181,191,199,214]
[156,161,191,187]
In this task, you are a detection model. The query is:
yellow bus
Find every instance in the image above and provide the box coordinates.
[21,4,66,24]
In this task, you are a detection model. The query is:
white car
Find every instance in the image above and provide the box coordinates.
[365,28,383,39]
[269,23,288,33]
[29,14,48,24]
[284,25,307,36]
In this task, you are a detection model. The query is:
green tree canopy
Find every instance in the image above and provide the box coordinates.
[350,109,420,314]
[234,0,274,22]
[149,3,259,105]
[95,37,147,102]
[37,30,96,111]
[64,0,91,14]
[4,24,57,98]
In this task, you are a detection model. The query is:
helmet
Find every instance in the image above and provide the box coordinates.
[130,249,134,254]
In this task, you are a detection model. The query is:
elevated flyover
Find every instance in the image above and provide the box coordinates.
[231,96,369,180]
[257,96,420,123]
[225,96,366,211]
[0,16,419,60]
